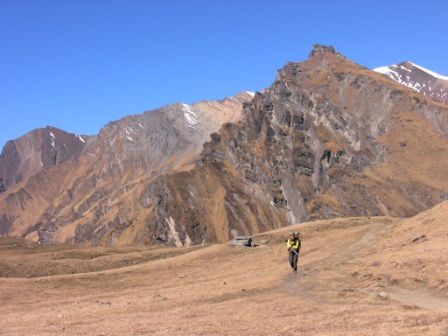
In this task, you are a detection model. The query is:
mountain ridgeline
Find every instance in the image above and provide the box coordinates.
[1,45,447,246]
[0,127,88,194]
[374,61,448,105]
[0,93,252,242]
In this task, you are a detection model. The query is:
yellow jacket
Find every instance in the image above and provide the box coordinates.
[287,238,300,251]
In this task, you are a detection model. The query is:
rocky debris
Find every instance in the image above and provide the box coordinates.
[37,229,55,244]
[229,236,252,247]
[411,234,427,243]
[377,292,389,300]
[95,300,112,306]
[152,293,165,300]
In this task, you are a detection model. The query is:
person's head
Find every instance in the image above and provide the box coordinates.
[290,232,296,240]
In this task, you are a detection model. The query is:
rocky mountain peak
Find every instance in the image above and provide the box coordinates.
[144,44,448,246]
[277,45,354,84]
[0,126,89,193]
[310,44,338,56]
[308,44,347,62]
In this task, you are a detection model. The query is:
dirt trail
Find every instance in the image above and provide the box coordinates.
[387,286,448,313]
[280,218,448,314]
[280,220,388,304]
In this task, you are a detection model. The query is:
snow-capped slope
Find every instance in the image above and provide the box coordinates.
[182,103,199,129]
[374,61,448,104]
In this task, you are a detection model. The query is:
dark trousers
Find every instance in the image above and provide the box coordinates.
[289,249,299,271]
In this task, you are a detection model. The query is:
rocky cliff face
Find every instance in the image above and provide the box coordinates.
[374,61,448,105]
[135,45,448,246]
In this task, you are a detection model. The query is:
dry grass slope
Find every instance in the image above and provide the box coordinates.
[1,202,447,335]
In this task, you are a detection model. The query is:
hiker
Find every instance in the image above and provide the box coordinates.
[287,232,301,272]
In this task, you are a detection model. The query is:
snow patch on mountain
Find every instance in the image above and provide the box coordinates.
[182,103,199,129]
[374,66,399,77]
[49,132,55,149]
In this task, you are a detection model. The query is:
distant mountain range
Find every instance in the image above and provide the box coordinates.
[374,61,448,104]
[0,45,447,246]
[0,127,89,194]
[0,92,253,242]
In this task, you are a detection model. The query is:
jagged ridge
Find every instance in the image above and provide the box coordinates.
[136,44,448,246]
[1,45,448,247]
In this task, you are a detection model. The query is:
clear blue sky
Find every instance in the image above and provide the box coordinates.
[1,0,447,148]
